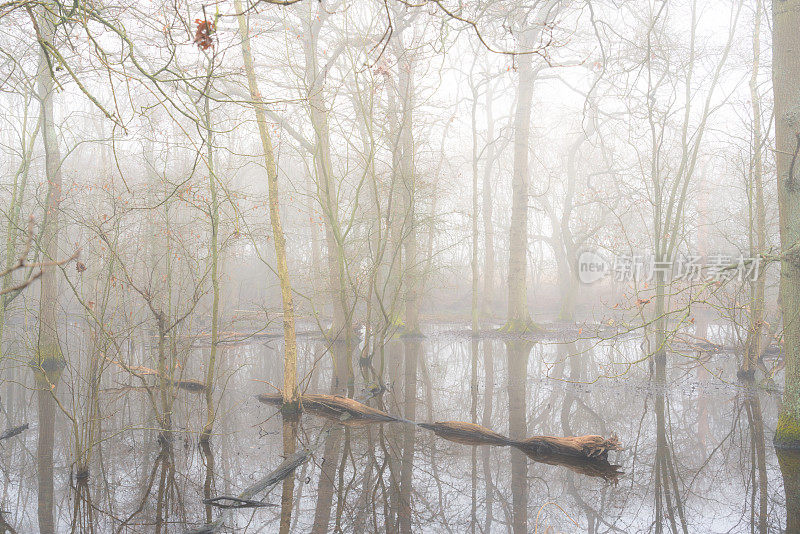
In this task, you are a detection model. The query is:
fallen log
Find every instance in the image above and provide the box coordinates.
[189,449,310,534]
[257,394,623,480]
[257,393,402,425]
[513,434,622,460]
[103,381,205,395]
[202,496,276,509]
[0,423,28,441]
[415,421,621,460]
[108,361,205,393]
[172,379,206,393]
[517,446,623,481]
[416,420,622,480]
[417,421,511,446]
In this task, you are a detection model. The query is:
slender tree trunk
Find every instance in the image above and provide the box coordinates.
[201,62,220,443]
[506,44,535,332]
[34,8,64,533]
[397,53,420,334]
[470,70,481,337]
[773,0,800,449]
[470,70,481,534]
[745,0,766,374]
[482,82,496,321]
[303,11,353,391]
[236,2,299,408]
[554,235,577,322]
[555,116,595,322]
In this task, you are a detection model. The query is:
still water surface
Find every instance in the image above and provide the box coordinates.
[0,323,794,533]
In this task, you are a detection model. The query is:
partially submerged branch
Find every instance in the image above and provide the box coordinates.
[190,449,312,533]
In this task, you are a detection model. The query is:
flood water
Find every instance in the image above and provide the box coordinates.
[0,322,795,533]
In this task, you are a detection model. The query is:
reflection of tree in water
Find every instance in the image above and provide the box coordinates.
[506,338,532,534]
[398,336,421,534]
[117,442,183,533]
[200,440,215,526]
[481,339,496,533]
[279,416,298,534]
[70,471,94,533]
[311,342,348,534]
[559,341,617,533]
[653,385,688,534]
[777,449,800,533]
[1,330,794,532]
[742,388,768,533]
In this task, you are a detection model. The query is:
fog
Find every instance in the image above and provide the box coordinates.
[0,0,798,532]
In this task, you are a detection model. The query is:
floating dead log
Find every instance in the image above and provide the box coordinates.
[104,380,205,395]
[0,423,28,441]
[201,496,276,509]
[417,421,512,446]
[257,393,401,425]
[517,446,623,481]
[257,394,622,480]
[173,379,206,392]
[108,361,205,393]
[513,434,622,460]
[416,420,622,480]
[255,392,282,405]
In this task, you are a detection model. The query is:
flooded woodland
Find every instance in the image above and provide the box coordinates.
[1,0,800,532]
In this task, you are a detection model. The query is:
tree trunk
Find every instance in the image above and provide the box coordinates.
[201,61,220,443]
[303,10,353,390]
[773,0,800,449]
[235,1,299,408]
[745,0,766,373]
[34,8,64,533]
[506,45,535,332]
[482,82,497,320]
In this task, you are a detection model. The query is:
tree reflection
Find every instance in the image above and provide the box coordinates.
[506,338,532,534]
